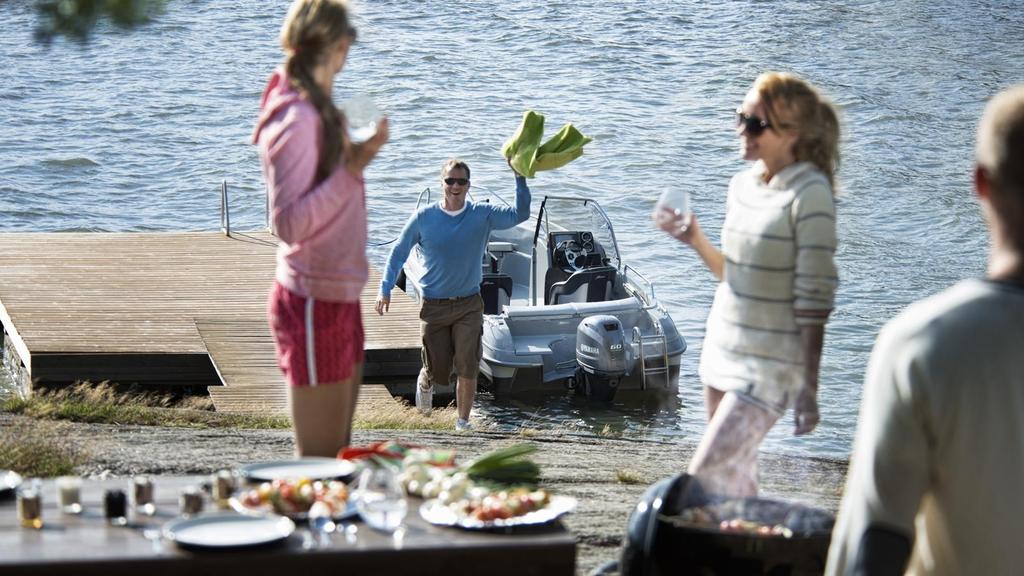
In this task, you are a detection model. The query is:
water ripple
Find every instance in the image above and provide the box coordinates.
[0,0,1019,459]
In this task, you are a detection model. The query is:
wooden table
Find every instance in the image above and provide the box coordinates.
[0,476,576,576]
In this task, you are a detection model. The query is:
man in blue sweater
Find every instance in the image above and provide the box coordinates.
[375,159,531,430]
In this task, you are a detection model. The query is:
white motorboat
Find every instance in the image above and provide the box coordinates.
[397,189,686,401]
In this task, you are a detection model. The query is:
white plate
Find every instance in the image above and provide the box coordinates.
[419,495,577,530]
[163,512,295,549]
[238,458,356,482]
[229,497,358,522]
[0,470,22,496]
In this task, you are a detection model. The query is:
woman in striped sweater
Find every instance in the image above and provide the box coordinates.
[657,72,840,496]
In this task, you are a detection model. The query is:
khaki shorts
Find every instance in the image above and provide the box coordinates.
[419,294,484,387]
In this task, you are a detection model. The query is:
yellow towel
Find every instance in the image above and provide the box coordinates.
[501,111,592,178]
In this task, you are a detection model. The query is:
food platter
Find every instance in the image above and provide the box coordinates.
[237,458,355,482]
[419,495,577,530]
[230,477,354,521]
[229,496,358,522]
[0,470,22,498]
[162,512,295,550]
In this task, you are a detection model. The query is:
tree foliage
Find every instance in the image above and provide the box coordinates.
[33,0,165,44]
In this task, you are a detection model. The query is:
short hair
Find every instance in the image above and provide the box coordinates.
[977,85,1024,197]
[441,158,471,181]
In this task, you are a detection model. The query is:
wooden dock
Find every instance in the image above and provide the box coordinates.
[0,231,421,414]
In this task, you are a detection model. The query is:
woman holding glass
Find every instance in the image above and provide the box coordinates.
[656,72,840,496]
[254,0,389,457]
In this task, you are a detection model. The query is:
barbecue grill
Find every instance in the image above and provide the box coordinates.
[616,473,835,576]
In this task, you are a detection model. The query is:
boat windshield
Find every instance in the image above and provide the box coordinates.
[534,196,620,270]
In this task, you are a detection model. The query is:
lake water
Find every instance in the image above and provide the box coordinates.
[1,1,1022,459]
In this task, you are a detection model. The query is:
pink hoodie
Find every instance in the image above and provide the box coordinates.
[253,68,368,302]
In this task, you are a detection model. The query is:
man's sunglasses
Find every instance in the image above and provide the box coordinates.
[736,111,772,137]
[444,177,469,186]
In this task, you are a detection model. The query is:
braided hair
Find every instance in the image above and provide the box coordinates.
[279,0,356,182]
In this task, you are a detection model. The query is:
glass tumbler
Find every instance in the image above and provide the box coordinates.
[341,94,383,144]
[655,189,688,223]
[355,466,407,533]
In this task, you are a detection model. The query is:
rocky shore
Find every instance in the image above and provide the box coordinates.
[2,413,848,575]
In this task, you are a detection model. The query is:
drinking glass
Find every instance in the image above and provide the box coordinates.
[654,189,692,232]
[341,94,383,144]
[308,501,336,548]
[355,467,407,533]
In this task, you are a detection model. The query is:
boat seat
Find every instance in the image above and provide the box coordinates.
[547,266,616,305]
[543,267,571,305]
[480,273,513,315]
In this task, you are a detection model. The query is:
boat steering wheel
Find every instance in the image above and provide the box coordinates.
[556,239,588,272]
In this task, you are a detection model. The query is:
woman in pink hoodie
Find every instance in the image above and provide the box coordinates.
[253,0,389,458]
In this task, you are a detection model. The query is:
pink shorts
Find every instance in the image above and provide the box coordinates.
[268,282,364,387]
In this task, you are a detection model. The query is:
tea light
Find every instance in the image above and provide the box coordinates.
[104,488,128,526]
[179,486,204,517]
[56,476,83,515]
[17,483,43,529]
[133,476,155,516]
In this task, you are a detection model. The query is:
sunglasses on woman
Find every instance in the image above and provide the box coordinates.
[736,111,772,137]
[444,177,469,186]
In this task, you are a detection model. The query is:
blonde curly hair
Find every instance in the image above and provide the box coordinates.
[754,72,841,191]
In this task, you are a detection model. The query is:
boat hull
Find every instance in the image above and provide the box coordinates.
[478,297,686,400]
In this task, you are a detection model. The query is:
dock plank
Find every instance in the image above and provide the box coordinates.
[0,231,422,410]
[196,317,412,414]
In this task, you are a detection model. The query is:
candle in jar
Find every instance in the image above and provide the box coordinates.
[179,486,204,517]
[104,488,128,526]
[133,476,155,516]
[17,484,43,529]
[211,470,236,508]
[56,476,83,515]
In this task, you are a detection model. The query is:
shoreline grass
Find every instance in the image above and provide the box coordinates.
[1,382,461,431]
[2,382,666,438]
[353,398,459,431]
[0,419,88,477]
[614,468,646,484]
[2,383,291,429]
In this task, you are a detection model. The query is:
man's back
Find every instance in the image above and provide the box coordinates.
[828,279,1024,575]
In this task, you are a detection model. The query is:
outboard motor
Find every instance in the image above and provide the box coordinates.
[574,315,627,401]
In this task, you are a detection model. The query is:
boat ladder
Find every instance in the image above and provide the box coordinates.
[632,325,671,391]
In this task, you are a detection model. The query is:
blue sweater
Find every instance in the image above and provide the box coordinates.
[380,176,531,299]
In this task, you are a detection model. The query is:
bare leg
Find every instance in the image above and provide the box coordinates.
[456,376,476,421]
[704,385,726,420]
[687,392,779,497]
[288,363,363,458]
[338,363,363,448]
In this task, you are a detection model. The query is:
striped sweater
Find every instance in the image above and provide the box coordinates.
[698,161,838,411]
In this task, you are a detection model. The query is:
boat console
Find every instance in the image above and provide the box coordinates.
[548,231,607,273]
[545,231,615,305]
